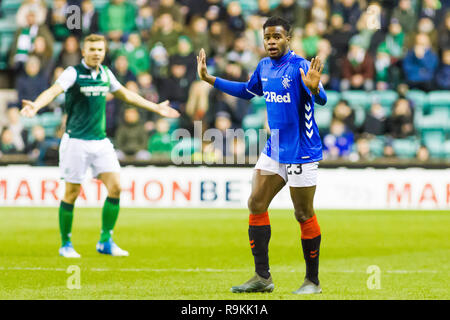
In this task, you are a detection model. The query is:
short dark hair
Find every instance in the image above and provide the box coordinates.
[263,16,291,34]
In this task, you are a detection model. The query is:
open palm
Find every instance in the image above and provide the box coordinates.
[300,56,324,94]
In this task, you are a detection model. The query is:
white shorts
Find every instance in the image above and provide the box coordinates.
[59,133,120,184]
[255,152,318,187]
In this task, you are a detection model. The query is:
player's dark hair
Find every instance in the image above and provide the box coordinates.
[263,16,291,35]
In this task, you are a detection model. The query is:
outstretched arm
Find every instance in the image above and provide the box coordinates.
[300,56,327,106]
[20,83,64,117]
[113,86,180,118]
[197,48,255,100]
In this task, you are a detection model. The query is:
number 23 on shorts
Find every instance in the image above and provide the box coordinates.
[287,164,302,175]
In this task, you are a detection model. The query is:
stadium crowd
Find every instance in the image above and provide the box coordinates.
[0,0,449,165]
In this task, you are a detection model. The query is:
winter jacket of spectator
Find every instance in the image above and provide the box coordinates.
[16,72,49,105]
[341,52,375,80]
[99,1,136,33]
[435,63,450,89]
[402,49,439,83]
[115,121,148,155]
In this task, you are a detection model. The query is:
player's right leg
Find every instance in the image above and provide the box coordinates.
[231,154,286,293]
[58,182,81,258]
[58,134,88,258]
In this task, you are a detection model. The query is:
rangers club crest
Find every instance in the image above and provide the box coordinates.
[281,75,291,89]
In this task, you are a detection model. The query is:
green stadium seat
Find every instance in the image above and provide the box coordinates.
[314,106,332,130]
[406,89,428,112]
[428,91,450,107]
[1,1,22,15]
[392,137,419,159]
[422,130,446,158]
[369,136,385,157]
[250,96,266,113]
[341,90,371,109]
[370,90,398,109]
[352,104,366,127]
[242,110,265,130]
[38,113,62,137]
[444,140,450,159]
[414,110,449,131]
[324,90,340,108]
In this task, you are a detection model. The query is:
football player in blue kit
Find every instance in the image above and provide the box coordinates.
[197,16,327,294]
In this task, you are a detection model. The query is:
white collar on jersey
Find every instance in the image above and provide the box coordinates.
[81,59,105,80]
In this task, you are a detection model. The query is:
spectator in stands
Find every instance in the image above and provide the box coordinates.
[205,60,249,129]
[416,145,430,162]
[112,55,137,85]
[16,0,47,29]
[332,0,362,32]
[0,127,20,155]
[55,35,82,70]
[302,22,321,60]
[435,48,450,90]
[115,107,151,161]
[244,15,265,57]
[99,0,136,42]
[147,117,174,159]
[6,107,26,153]
[325,13,355,90]
[419,0,444,25]
[271,0,308,31]
[136,72,159,131]
[149,42,169,79]
[15,56,49,113]
[25,124,61,165]
[322,119,354,159]
[170,36,197,83]
[360,102,387,136]
[156,56,193,120]
[402,33,439,92]
[30,35,53,79]
[148,13,181,55]
[386,98,415,139]
[341,36,375,91]
[391,0,417,35]
[9,9,54,71]
[226,35,259,72]
[225,1,246,34]
[437,11,450,56]
[411,17,439,52]
[256,0,272,18]
[332,100,357,134]
[79,0,99,37]
[136,5,154,42]
[186,16,211,58]
[155,0,184,27]
[383,141,396,158]
[115,33,150,76]
[310,39,328,87]
[209,20,234,58]
[201,0,227,24]
[45,0,70,41]
[354,135,375,161]
[310,0,331,35]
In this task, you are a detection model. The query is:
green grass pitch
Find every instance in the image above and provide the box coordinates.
[0,207,448,300]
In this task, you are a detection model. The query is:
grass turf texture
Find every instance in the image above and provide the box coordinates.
[0,207,448,300]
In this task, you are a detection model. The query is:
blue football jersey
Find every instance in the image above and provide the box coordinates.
[246,50,326,164]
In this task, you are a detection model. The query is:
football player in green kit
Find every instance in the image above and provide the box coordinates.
[21,34,180,258]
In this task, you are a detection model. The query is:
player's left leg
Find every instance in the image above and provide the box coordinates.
[289,185,322,294]
[95,172,128,256]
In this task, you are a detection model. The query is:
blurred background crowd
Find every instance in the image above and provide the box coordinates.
[0,0,448,165]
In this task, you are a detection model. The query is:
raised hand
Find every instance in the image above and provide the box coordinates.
[20,100,38,118]
[196,48,215,86]
[300,56,324,95]
[197,48,208,80]
[156,100,180,118]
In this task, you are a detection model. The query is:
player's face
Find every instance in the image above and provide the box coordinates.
[263,26,290,59]
[82,41,106,68]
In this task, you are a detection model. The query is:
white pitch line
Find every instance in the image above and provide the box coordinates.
[0,267,440,274]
